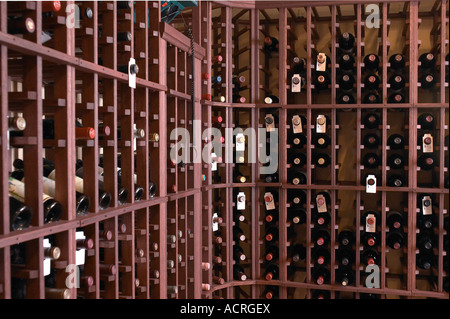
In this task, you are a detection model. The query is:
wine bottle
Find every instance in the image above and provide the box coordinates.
[9,195,33,231]
[118,63,139,75]
[417,214,435,231]
[338,53,355,71]
[233,245,246,262]
[363,133,380,149]
[364,74,381,90]
[387,153,406,169]
[386,230,405,250]
[212,55,223,63]
[419,52,436,69]
[389,53,406,70]
[387,175,406,187]
[288,149,306,167]
[265,244,279,262]
[363,92,381,104]
[232,94,246,103]
[264,263,279,281]
[338,32,355,52]
[292,56,307,74]
[311,290,330,299]
[338,73,355,91]
[387,134,405,150]
[416,252,434,270]
[314,72,331,90]
[361,248,379,266]
[263,286,278,299]
[312,267,330,285]
[387,211,404,231]
[313,134,331,149]
[338,229,355,248]
[291,244,306,262]
[7,16,36,34]
[362,232,380,248]
[363,54,380,71]
[265,226,278,242]
[388,74,406,91]
[265,209,278,223]
[388,92,406,103]
[117,31,132,42]
[419,73,436,89]
[264,95,279,104]
[417,232,435,252]
[312,229,330,247]
[418,154,436,170]
[8,116,26,132]
[288,190,307,206]
[312,247,330,266]
[418,113,435,130]
[11,169,91,217]
[288,168,307,185]
[8,177,62,224]
[314,153,331,168]
[362,152,380,169]
[362,113,380,129]
[337,248,354,267]
[336,267,354,286]
[233,264,247,281]
[37,157,111,210]
[337,93,355,104]
[233,226,246,243]
[263,36,279,54]
[287,207,306,225]
[289,132,307,148]
[314,211,330,227]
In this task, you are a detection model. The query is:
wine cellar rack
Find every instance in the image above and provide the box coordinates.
[0,0,448,300]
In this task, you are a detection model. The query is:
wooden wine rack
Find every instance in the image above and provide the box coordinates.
[0,0,448,300]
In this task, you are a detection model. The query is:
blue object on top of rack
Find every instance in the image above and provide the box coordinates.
[161,1,198,23]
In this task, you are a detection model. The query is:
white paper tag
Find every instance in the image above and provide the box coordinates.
[365,213,376,233]
[292,74,302,93]
[316,53,327,71]
[236,133,245,151]
[316,115,326,133]
[129,57,136,89]
[316,194,327,213]
[76,231,86,266]
[264,192,275,210]
[237,192,246,210]
[422,196,432,215]
[211,153,217,171]
[43,238,51,276]
[292,115,303,133]
[366,175,377,193]
[422,134,433,153]
[212,212,219,232]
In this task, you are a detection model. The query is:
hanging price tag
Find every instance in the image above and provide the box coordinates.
[264,192,275,211]
[212,212,219,232]
[365,213,377,233]
[422,134,433,153]
[76,231,86,266]
[366,174,377,193]
[43,238,51,276]
[129,57,137,89]
[265,114,275,132]
[316,115,326,133]
[292,115,303,133]
[236,133,245,151]
[237,192,246,210]
[422,196,432,215]
[316,194,327,213]
[316,53,327,71]
[211,153,217,171]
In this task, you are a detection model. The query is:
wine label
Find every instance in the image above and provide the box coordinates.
[292,115,303,133]
[237,192,246,210]
[265,114,275,132]
[422,196,432,215]
[316,115,326,133]
[365,213,376,233]
[366,175,377,193]
[316,194,327,213]
[422,134,433,153]
[264,192,275,210]
[236,133,245,151]
[9,177,53,203]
